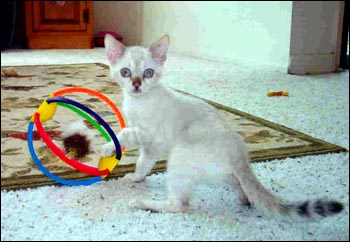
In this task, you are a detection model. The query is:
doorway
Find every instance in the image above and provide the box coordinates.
[340,0,349,69]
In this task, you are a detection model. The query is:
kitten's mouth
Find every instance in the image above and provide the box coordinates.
[132,88,142,94]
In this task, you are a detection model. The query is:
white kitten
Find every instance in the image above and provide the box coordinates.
[102,34,343,218]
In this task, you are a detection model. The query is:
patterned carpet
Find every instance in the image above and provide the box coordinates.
[1,63,346,190]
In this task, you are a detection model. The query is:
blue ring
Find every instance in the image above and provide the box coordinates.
[28,122,102,186]
[27,96,122,186]
[47,96,122,160]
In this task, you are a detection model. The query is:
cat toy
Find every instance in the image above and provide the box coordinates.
[267,91,289,97]
[27,87,126,186]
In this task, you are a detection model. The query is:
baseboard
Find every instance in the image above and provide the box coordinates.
[27,35,94,49]
[288,53,336,75]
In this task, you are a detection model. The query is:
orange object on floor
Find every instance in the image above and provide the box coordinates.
[267,91,289,97]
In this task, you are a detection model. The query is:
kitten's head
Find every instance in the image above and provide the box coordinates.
[105,34,170,96]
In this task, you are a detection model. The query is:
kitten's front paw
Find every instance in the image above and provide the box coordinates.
[123,173,146,183]
[129,199,145,210]
[101,141,116,157]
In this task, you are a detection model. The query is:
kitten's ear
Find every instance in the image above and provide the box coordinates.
[149,34,170,65]
[104,34,126,64]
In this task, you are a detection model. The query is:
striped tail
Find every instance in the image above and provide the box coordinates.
[290,198,344,218]
[233,148,344,219]
[238,170,344,219]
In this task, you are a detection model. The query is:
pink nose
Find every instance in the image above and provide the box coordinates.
[132,77,142,89]
[132,80,141,88]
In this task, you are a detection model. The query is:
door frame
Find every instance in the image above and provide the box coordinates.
[288,1,346,75]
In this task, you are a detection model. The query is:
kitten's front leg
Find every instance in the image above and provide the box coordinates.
[101,141,116,157]
[101,127,152,156]
[117,127,152,147]
[102,127,156,183]
[124,147,157,182]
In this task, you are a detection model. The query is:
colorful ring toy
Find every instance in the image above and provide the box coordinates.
[27,87,126,186]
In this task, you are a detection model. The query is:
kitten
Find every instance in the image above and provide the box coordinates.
[101,34,344,218]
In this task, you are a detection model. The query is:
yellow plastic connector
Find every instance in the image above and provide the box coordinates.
[98,156,120,179]
[30,97,57,123]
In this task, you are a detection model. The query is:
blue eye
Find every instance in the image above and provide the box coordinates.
[143,69,154,78]
[120,68,131,77]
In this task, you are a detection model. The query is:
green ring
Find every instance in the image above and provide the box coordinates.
[57,102,111,142]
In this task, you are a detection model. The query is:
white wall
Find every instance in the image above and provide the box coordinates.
[142,1,293,66]
[94,1,142,46]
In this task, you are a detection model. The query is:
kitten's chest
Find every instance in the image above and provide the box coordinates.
[124,101,172,152]
[123,98,164,127]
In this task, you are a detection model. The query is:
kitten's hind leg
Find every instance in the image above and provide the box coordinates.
[129,171,194,212]
[230,174,251,206]
[129,145,198,212]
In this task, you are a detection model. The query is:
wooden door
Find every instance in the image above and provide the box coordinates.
[32,1,88,32]
[26,1,93,49]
